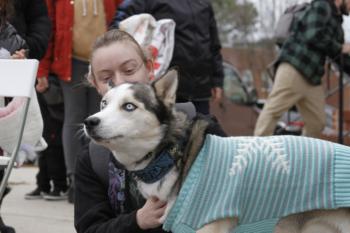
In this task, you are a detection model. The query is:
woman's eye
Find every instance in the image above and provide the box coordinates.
[124,69,135,75]
[103,77,111,83]
[122,103,137,112]
[101,100,108,110]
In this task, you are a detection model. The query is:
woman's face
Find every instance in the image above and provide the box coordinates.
[91,41,153,95]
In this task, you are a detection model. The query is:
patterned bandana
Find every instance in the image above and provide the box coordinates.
[107,161,126,214]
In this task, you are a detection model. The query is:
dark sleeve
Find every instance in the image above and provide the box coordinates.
[74,148,145,233]
[208,4,224,88]
[302,1,342,59]
[23,0,51,59]
[205,115,227,137]
[0,23,27,54]
[193,114,227,137]
[109,0,147,29]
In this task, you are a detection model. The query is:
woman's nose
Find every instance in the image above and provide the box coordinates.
[112,73,127,87]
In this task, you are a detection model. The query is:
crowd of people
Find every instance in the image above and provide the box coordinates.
[1,0,350,232]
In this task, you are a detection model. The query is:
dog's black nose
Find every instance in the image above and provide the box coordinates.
[84,117,100,128]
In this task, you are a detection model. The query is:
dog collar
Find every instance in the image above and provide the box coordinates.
[130,149,175,184]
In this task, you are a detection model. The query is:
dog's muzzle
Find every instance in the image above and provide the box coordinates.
[84,116,101,129]
[84,116,102,139]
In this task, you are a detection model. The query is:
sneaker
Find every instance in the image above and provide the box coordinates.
[24,187,47,200]
[43,189,68,201]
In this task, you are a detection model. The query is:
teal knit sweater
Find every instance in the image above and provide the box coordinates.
[164,135,350,233]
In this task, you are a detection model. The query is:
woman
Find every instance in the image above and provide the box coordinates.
[36,0,121,203]
[74,29,225,233]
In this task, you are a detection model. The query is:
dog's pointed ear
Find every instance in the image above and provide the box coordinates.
[152,69,178,108]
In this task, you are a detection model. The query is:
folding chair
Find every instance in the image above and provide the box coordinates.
[0,59,39,198]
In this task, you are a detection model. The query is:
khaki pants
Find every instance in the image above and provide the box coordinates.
[254,63,326,138]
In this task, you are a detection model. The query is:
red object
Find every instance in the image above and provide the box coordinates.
[149,45,160,70]
[288,121,304,127]
[37,0,122,82]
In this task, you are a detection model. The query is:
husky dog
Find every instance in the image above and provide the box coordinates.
[84,70,350,233]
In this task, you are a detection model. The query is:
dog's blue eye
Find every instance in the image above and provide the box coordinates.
[122,103,137,112]
[101,100,108,110]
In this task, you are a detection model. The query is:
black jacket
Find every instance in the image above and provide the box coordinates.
[9,0,51,60]
[75,145,166,233]
[110,0,224,101]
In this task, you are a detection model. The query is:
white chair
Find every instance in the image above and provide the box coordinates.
[0,59,39,198]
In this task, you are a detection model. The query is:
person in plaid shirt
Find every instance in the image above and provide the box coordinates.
[255,0,350,138]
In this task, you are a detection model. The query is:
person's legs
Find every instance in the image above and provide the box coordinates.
[36,152,51,192]
[43,145,68,200]
[60,59,94,175]
[25,152,50,199]
[48,145,67,192]
[296,84,326,138]
[254,63,304,136]
[60,58,100,202]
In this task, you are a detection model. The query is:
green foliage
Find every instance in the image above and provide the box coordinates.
[212,0,258,46]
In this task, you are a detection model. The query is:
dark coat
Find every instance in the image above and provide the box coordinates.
[0,23,27,55]
[9,0,51,60]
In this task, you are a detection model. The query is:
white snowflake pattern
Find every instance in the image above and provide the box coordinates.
[229,137,290,176]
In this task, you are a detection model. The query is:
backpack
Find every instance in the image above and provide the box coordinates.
[274,2,310,46]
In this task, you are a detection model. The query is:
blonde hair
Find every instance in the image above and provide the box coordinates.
[87,29,151,85]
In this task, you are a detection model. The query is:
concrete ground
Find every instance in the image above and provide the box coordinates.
[1,166,75,233]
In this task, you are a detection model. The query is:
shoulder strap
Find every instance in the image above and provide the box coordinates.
[89,142,110,186]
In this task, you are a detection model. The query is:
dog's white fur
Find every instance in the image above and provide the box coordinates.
[85,70,350,233]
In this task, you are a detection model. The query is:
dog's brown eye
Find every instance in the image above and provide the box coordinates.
[101,100,108,110]
[122,103,137,112]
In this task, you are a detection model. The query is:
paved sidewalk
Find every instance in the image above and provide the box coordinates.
[1,166,75,233]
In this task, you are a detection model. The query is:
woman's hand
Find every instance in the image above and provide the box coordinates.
[211,86,223,103]
[36,77,49,93]
[11,49,27,59]
[136,197,167,230]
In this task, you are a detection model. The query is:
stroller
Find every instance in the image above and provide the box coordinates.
[0,59,46,232]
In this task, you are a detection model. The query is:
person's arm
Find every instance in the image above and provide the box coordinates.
[36,0,55,93]
[204,114,227,137]
[301,1,342,59]
[109,0,147,29]
[208,4,224,101]
[74,148,145,233]
[23,0,51,60]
